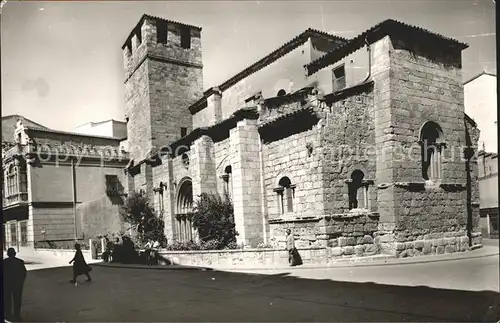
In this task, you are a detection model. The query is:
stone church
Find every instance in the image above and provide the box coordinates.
[3,14,482,258]
[121,14,482,256]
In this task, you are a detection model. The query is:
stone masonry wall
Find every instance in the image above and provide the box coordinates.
[262,126,323,218]
[213,138,232,197]
[124,61,152,162]
[124,16,203,162]
[320,89,376,215]
[148,59,202,149]
[269,213,381,257]
[389,39,473,244]
[191,136,218,198]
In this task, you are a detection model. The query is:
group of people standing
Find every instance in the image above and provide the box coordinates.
[102,236,159,265]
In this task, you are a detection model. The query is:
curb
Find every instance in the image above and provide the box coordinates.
[91,262,214,271]
[214,248,499,271]
[88,246,498,272]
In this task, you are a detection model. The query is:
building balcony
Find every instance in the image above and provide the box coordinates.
[3,144,22,162]
[3,192,28,207]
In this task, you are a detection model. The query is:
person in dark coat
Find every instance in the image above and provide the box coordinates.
[111,237,121,263]
[3,247,27,321]
[69,243,92,283]
[286,229,303,267]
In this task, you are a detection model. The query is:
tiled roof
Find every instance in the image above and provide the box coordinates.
[323,80,374,104]
[122,14,202,50]
[134,107,259,169]
[1,114,49,129]
[306,19,469,76]
[188,29,347,114]
[259,106,316,128]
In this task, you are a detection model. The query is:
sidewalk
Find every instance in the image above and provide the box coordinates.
[91,245,499,272]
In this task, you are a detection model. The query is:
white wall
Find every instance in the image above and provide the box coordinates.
[74,120,126,139]
[464,74,497,153]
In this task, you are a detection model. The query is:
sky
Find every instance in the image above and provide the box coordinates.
[1,0,496,132]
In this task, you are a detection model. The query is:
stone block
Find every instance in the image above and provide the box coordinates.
[338,237,348,247]
[413,249,421,257]
[311,240,328,248]
[296,240,311,248]
[436,246,445,254]
[331,247,343,256]
[414,240,424,249]
[354,245,365,256]
[364,244,379,255]
[460,243,469,252]
[343,246,354,255]
[431,239,439,247]
[346,237,357,246]
[356,237,364,245]
[437,238,447,246]
[459,236,469,244]
[445,237,456,245]
[327,239,338,247]
[353,231,364,237]
[406,249,414,257]
[404,241,414,249]
[396,242,406,251]
[362,235,374,244]
[444,245,456,253]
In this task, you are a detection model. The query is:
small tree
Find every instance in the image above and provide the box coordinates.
[191,192,238,249]
[120,191,167,246]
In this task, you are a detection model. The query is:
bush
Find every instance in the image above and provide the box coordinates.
[34,239,89,250]
[165,239,241,251]
[191,192,238,249]
[120,191,167,247]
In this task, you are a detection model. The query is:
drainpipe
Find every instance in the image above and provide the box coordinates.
[362,36,372,83]
[71,158,77,240]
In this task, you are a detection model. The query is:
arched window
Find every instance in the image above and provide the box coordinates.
[176,179,194,242]
[277,89,286,97]
[420,121,444,181]
[221,165,233,199]
[274,177,295,215]
[348,170,368,210]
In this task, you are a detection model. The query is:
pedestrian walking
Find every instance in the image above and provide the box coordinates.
[69,243,92,284]
[3,247,27,322]
[286,229,303,267]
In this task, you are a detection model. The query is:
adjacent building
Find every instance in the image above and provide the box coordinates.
[464,72,498,239]
[464,72,497,154]
[2,117,129,251]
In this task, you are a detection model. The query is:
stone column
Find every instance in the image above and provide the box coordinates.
[230,119,264,247]
[371,36,396,230]
[191,135,218,199]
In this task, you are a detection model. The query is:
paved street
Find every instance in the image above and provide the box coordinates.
[18,254,500,322]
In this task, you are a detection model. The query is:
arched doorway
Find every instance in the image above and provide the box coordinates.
[176,178,194,242]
